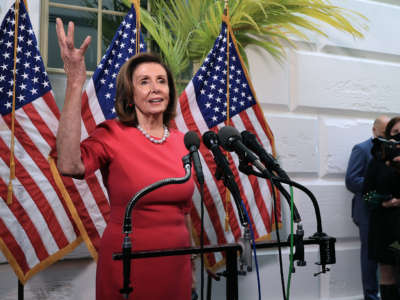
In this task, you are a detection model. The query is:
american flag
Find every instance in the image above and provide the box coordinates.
[0,1,85,283]
[174,16,279,269]
[70,2,147,256]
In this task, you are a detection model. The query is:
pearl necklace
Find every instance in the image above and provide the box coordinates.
[137,125,169,144]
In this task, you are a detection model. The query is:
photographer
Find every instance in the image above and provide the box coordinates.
[363,116,400,300]
[346,116,389,300]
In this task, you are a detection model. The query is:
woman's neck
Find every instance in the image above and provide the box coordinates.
[137,116,165,138]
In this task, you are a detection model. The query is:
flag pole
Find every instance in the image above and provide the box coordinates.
[223,0,232,232]
[14,3,26,298]
[132,0,140,54]
[7,0,22,205]
[224,0,230,125]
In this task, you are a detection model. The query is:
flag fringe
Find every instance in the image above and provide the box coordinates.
[48,156,99,261]
[0,235,82,284]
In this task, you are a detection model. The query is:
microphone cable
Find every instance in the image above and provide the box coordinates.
[199,181,205,300]
[217,126,287,300]
[270,176,288,300]
[202,129,261,299]
[286,185,295,300]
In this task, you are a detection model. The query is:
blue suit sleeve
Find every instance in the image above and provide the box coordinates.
[345,144,368,194]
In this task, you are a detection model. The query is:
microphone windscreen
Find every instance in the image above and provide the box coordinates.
[218,126,241,151]
[241,130,254,143]
[202,131,219,149]
[184,131,200,150]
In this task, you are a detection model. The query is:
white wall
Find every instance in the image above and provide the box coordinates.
[1,0,400,299]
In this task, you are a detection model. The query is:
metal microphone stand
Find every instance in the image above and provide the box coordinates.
[213,158,253,273]
[113,238,336,300]
[116,154,193,298]
[238,163,336,275]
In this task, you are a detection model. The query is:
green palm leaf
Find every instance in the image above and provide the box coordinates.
[123,0,366,91]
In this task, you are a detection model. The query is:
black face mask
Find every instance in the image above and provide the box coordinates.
[390,132,400,141]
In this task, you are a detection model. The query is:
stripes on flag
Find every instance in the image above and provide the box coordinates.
[63,3,147,257]
[173,15,279,271]
[0,0,84,283]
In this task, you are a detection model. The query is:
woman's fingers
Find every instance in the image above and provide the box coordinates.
[80,35,92,55]
[55,18,66,48]
[66,21,75,50]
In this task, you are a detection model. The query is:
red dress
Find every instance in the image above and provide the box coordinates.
[80,120,194,300]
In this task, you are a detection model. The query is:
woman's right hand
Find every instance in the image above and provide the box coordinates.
[55,18,89,178]
[55,18,91,86]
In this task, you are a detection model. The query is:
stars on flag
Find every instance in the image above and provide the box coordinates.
[92,9,146,119]
[192,26,256,129]
[0,5,51,116]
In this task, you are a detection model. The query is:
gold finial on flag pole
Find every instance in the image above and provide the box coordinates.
[224,0,228,15]
[7,0,21,205]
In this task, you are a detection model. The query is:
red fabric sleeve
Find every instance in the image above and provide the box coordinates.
[80,121,113,178]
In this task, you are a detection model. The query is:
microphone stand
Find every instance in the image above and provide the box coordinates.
[238,165,336,275]
[238,162,301,223]
[118,154,193,299]
[213,160,253,273]
[237,160,288,299]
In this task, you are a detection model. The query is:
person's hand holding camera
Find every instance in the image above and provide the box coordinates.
[382,197,400,208]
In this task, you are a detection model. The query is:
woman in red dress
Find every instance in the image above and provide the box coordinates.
[55,18,195,300]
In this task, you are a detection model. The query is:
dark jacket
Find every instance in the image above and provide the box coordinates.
[345,138,373,225]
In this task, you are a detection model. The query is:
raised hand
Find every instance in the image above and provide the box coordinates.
[55,18,89,177]
[55,18,91,86]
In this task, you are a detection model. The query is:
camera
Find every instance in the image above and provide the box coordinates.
[371,137,400,162]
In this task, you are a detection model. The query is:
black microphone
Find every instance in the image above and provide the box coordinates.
[241,130,289,180]
[184,131,204,185]
[203,131,233,180]
[218,126,269,177]
[203,131,252,270]
[202,130,247,226]
[241,130,302,223]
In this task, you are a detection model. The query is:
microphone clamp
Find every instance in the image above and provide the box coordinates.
[238,224,253,273]
[311,232,336,276]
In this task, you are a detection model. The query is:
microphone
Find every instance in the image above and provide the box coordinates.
[203,131,252,271]
[202,130,247,226]
[203,131,233,180]
[184,131,204,185]
[241,130,289,180]
[218,126,269,177]
[240,130,302,223]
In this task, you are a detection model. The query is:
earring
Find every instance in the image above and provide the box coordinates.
[126,103,134,112]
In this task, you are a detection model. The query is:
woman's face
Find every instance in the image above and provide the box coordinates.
[390,121,400,137]
[132,62,170,121]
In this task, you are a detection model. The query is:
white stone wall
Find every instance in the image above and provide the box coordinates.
[1,0,400,299]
